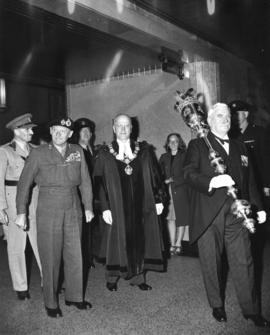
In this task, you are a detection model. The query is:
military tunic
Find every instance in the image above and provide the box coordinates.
[16,143,93,309]
[0,141,42,291]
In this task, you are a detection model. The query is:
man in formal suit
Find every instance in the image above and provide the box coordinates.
[183,103,269,327]
[0,113,42,300]
[16,117,94,317]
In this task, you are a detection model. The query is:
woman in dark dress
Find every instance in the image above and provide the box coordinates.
[159,133,189,255]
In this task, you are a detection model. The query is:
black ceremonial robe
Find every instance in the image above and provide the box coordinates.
[94,141,165,278]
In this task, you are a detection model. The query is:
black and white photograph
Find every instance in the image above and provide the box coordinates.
[0,1,270,334]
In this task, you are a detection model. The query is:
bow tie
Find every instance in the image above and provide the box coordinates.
[214,135,229,145]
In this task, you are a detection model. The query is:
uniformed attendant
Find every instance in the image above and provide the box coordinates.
[15,117,94,318]
[73,118,97,269]
[228,99,270,313]
[228,100,270,196]
[0,113,42,300]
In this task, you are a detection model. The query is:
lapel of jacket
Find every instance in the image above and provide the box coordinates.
[14,141,29,160]
[207,132,228,164]
[228,140,243,188]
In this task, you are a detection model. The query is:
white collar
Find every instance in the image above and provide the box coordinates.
[116,139,134,160]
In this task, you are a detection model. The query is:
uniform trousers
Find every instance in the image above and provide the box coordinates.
[37,187,83,309]
[197,198,258,315]
[6,186,42,291]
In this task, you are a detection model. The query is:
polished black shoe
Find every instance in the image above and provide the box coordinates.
[106,282,117,291]
[65,300,92,310]
[212,307,227,322]
[130,283,152,291]
[244,314,270,327]
[16,290,30,300]
[45,307,63,318]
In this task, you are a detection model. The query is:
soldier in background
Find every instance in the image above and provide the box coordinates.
[0,113,42,300]
[229,100,270,313]
[228,100,270,198]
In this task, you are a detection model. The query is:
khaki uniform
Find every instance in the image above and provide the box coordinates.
[16,143,93,309]
[0,141,42,291]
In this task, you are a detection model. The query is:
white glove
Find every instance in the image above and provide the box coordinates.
[209,174,235,191]
[156,203,164,215]
[263,187,270,197]
[102,210,113,225]
[0,209,9,225]
[85,210,94,223]
[15,214,27,230]
[257,210,267,224]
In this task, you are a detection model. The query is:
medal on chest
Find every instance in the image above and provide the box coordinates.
[108,142,140,175]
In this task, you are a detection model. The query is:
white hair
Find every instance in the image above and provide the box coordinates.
[113,114,132,126]
[207,103,230,124]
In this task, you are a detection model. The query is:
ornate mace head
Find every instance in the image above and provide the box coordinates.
[174,88,208,138]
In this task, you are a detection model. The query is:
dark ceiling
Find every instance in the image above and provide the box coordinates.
[133,0,270,67]
[0,0,158,86]
[0,0,269,87]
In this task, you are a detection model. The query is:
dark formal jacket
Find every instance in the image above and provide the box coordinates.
[80,145,95,177]
[159,150,189,226]
[234,124,270,189]
[93,141,165,278]
[183,132,262,244]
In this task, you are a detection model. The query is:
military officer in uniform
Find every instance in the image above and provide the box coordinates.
[0,113,42,300]
[16,117,94,318]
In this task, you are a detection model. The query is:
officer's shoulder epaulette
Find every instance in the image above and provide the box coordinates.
[0,142,14,152]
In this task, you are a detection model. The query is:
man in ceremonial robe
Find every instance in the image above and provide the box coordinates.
[94,114,165,291]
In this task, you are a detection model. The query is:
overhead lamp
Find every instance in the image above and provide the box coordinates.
[159,47,189,80]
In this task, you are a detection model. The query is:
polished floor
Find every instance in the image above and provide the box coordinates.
[0,233,270,335]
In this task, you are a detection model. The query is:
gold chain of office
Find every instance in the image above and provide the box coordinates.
[108,142,140,175]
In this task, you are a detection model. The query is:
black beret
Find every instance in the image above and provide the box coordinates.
[228,100,250,113]
[49,117,74,130]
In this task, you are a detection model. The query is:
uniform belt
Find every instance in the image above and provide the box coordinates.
[5,180,18,186]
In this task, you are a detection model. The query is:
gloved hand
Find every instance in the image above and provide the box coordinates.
[164,177,173,184]
[209,174,235,191]
[156,203,164,215]
[85,210,94,223]
[263,187,270,197]
[102,210,113,225]
[257,210,267,224]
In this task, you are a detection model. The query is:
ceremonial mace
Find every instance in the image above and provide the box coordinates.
[174,89,255,233]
